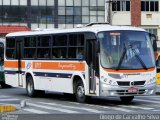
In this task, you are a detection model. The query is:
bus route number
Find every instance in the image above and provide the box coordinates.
[34,62,42,69]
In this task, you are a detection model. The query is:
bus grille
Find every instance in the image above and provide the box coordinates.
[117,81,145,86]
[116,89,145,95]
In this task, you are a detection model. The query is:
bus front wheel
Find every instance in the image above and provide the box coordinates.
[120,96,134,103]
[75,81,87,103]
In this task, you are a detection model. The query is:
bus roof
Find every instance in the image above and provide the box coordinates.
[6,25,146,37]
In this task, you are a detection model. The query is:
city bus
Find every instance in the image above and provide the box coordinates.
[4,23,156,103]
[0,38,5,88]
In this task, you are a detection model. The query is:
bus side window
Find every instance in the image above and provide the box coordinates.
[6,38,16,59]
[52,35,67,59]
[68,34,84,59]
[36,36,51,59]
[24,37,36,59]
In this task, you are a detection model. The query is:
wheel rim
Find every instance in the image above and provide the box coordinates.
[77,86,85,98]
[27,81,33,94]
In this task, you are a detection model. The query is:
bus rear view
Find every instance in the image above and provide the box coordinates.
[98,30,156,102]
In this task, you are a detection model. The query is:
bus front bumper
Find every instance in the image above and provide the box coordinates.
[100,83,156,97]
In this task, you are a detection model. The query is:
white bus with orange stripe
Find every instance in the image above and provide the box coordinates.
[4,23,156,103]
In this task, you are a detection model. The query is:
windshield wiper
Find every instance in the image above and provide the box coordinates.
[116,44,127,70]
[129,45,148,70]
[116,44,148,70]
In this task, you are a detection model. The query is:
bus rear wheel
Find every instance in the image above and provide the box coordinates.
[120,96,134,103]
[75,81,87,103]
[1,82,7,88]
[26,76,36,97]
[26,76,45,97]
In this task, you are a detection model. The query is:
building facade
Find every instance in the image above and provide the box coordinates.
[0,0,160,39]
[0,0,105,29]
[109,0,160,39]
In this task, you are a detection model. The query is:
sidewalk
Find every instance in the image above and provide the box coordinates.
[0,104,16,113]
[0,85,17,112]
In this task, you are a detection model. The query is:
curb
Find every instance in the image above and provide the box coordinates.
[0,105,16,113]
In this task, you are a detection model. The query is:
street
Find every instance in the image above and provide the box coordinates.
[0,87,160,120]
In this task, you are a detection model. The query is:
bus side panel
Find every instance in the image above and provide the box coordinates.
[4,60,19,87]
[31,61,86,94]
[50,73,73,93]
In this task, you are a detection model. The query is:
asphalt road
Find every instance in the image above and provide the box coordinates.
[0,87,160,120]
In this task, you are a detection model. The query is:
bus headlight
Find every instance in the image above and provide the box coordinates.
[102,78,118,86]
[145,77,156,85]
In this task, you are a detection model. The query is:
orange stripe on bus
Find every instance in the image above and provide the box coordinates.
[4,61,25,68]
[33,62,85,71]
[103,68,155,73]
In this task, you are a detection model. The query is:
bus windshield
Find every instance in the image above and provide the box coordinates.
[98,31,155,69]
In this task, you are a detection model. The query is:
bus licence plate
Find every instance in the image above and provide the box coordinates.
[128,88,138,93]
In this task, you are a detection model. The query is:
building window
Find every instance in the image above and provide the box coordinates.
[145,28,157,36]
[112,0,130,11]
[141,0,159,12]
[31,0,38,6]
[82,0,89,6]
[20,0,27,6]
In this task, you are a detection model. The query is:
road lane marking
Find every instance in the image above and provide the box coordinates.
[70,102,133,113]
[38,102,104,113]
[152,110,160,112]
[134,99,160,104]
[103,106,133,113]
[60,101,132,112]
[118,105,154,110]
[27,102,79,114]
[136,95,160,98]
[0,95,10,98]
[23,108,49,114]
[146,97,160,101]
[0,99,19,101]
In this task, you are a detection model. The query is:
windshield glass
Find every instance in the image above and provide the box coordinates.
[98,31,155,69]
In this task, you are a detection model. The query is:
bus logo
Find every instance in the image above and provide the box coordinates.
[130,82,135,86]
[26,62,32,69]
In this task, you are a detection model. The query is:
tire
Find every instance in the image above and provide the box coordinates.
[1,82,6,88]
[26,76,37,97]
[0,82,10,88]
[75,81,87,103]
[120,96,134,103]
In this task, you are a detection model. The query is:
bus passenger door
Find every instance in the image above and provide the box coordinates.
[16,39,23,87]
[86,40,99,94]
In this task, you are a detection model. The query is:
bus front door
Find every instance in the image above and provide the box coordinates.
[86,40,99,94]
[16,39,23,87]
